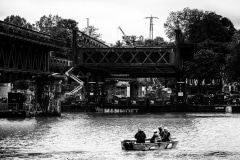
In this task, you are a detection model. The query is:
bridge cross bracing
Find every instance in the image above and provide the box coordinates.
[75,47,180,78]
[72,28,195,79]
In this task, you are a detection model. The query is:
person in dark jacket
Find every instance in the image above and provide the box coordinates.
[162,127,171,142]
[134,129,146,143]
[158,126,164,139]
[150,130,161,143]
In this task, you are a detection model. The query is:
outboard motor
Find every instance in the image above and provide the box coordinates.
[122,140,134,150]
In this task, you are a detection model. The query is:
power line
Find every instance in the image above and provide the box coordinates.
[145,15,158,40]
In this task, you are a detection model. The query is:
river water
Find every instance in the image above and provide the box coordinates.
[1,112,240,160]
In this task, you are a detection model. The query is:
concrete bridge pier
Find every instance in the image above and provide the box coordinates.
[35,76,63,116]
[130,81,139,98]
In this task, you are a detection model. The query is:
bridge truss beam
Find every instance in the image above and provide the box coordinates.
[76,47,181,78]
[0,20,66,83]
[0,38,51,82]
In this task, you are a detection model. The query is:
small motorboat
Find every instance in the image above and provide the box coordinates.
[121,139,178,151]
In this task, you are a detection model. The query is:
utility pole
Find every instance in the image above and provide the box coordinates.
[86,18,89,35]
[145,15,158,40]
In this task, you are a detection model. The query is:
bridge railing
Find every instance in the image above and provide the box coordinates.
[75,30,109,48]
[0,20,65,48]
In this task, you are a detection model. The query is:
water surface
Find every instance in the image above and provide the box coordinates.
[1,112,240,159]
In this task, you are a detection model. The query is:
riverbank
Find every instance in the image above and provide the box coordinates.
[61,103,239,113]
[1,103,238,118]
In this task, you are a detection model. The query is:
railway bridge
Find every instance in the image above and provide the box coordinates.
[72,29,194,78]
[0,20,195,115]
[69,29,195,111]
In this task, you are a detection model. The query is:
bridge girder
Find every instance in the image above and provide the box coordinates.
[75,47,183,78]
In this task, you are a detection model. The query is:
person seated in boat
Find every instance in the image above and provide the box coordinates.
[150,130,161,143]
[134,128,146,143]
[162,127,171,142]
[158,126,164,138]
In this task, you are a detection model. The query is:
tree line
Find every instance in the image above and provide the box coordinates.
[164,7,240,93]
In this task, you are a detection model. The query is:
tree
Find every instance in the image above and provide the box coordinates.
[164,7,204,42]
[35,14,78,48]
[226,30,240,81]
[188,12,235,43]
[184,49,223,93]
[35,14,62,34]
[4,15,34,30]
[58,18,78,30]
[165,8,236,93]
[164,8,235,43]
[82,25,101,39]
[115,36,169,48]
[56,18,79,48]
[154,37,164,45]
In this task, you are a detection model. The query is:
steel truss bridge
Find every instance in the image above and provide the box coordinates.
[74,30,194,79]
[77,47,177,78]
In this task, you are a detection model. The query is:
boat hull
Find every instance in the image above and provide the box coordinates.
[121,140,178,151]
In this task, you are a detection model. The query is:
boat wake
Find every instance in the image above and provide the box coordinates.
[179,151,239,159]
[0,150,87,159]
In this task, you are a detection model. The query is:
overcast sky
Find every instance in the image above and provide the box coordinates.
[0,0,240,44]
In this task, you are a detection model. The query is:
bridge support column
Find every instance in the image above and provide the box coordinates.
[35,78,44,112]
[35,77,62,116]
[130,81,138,98]
[175,77,186,105]
[86,76,106,105]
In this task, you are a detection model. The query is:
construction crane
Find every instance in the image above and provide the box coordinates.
[118,26,134,47]
[145,15,158,40]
